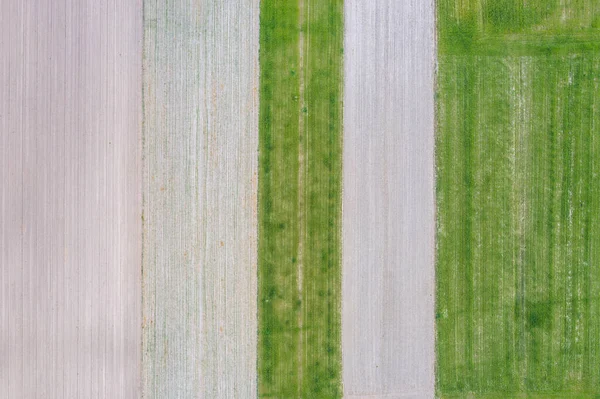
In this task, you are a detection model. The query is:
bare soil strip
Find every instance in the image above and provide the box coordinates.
[0,1,142,397]
[342,0,436,396]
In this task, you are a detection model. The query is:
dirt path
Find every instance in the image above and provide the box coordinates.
[342,0,436,397]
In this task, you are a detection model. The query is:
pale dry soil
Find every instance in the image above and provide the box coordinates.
[0,0,142,397]
[342,0,436,397]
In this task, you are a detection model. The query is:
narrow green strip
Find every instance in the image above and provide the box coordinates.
[440,393,600,399]
[437,0,600,397]
[440,34,600,56]
[258,0,343,397]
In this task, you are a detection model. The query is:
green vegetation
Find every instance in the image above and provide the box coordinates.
[438,0,600,55]
[258,0,343,397]
[437,1,600,397]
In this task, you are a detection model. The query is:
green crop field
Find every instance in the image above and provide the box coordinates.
[257,0,343,397]
[436,0,600,398]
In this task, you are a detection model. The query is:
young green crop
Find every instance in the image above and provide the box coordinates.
[437,1,600,397]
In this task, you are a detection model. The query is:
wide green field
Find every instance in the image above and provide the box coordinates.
[258,0,343,397]
[436,0,600,397]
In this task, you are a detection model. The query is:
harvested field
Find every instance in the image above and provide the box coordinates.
[142,1,259,397]
[437,0,600,397]
[258,0,343,397]
[342,0,436,397]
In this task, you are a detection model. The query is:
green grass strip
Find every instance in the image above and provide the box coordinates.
[437,0,600,56]
[258,0,343,397]
[440,393,600,399]
[437,1,600,397]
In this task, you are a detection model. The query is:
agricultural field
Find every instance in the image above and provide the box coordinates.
[342,0,436,397]
[436,0,600,397]
[258,0,343,397]
[142,1,259,397]
[1,1,142,396]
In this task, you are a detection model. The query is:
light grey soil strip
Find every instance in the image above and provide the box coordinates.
[0,1,142,397]
[342,0,436,397]
[142,1,259,398]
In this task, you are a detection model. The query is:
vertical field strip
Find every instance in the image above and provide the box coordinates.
[436,1,600,397]
[0,0,142,397]
[258,0,344,397]
[342,0,436,397]
[142,1,259,397]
